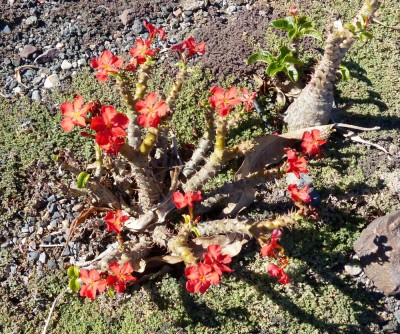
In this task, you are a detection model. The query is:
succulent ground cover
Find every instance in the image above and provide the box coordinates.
[0,0,400,333]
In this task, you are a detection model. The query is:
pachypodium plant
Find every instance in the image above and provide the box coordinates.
[59,20,330,300]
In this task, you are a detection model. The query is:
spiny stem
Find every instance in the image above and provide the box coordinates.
[134,62,152,101]
[115,75,142,150]
[166,64,188,110]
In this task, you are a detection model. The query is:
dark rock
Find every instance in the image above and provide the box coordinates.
[20,45,38,59]
[47,195,57,203]
[43,235,53,244]
[354,210,400,295]
[47,202,57,214]
[34,48,60,64]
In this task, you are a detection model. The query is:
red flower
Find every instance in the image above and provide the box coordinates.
[143,20,166,41]
[267,263,291,284]
[91,50,123,82]
[301,129,327,156]
[185,262,220,294]
[289,6,299,16]
[209,86,242,117]
[135,92,168,127]
[172,190,203,209]
[172,36,206,57]
[79,269,107,300]
[260,229,282,258]
[106,262,137,293]
[104,210,130,234]
[203,245,233,276]
[60,95,93,133]
[288,184,311,203]
[239,88,257,112]
[285,149,309,178]
[90,106,129,154]
[129,38,156,65]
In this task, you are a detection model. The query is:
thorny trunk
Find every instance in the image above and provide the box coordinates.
[284,0,380,131]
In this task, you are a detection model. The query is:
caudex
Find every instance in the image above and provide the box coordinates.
[58,1,379,299]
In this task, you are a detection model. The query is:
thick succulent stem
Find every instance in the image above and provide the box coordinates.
[196,218,254,237]
[116,76,142,150]
[182,109,215,178]
[134,62,152,100]
[94,143,103,178]
[166,65,188,111]
[284,0,380,131]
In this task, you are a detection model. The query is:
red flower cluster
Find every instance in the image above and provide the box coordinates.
[79,262,137,300]
[285,149,309,178]
[91,50,123,82]
[259,229,290,285]
[129,21,165,68]
[172,36,206,62]
[90,106,129,154]
[172,190,203,209]
[135,92,168,128]
[287,184,311,203]
[60,95,93,133]
[301,129,327,156]
[104,210,130,234]
[185,245,233,294]
[209,86,257,117]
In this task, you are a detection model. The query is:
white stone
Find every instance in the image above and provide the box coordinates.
[44,74,60,89]
[61,60,72,70]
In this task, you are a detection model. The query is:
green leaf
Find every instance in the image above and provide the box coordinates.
[284,56,303,65]
[299,21,313,29]
[247,51,273,65]
[69,278,80,293]
[266,62,285,77]
[286,65,299,82]
[271,18,293,31]
[288,28,297,40]
[345,23,356,32]
[356,21,362,30]
[67,266,79,278]
[77,171,90,188]
[302,29,323,41]
[277,45,291,62]
[338,64,351,81]
[361,31,373,40]
[108,288,115,298]
[297,16,309,25]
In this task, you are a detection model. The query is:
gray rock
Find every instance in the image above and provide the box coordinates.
[47,195,56,203]
[34,48,60,64]
[354,210,400,295]
[182,0,205,11]
[394,309,400,324]
[44,74,60,89]
[43,235,53,244]
[1,242,9,248]
[25,16,38,26]
[344,264,362,276]
[119,8,136,26]
[49,219,58,229]
[20,45,38,59]
[28,251,39,262]
[132,18,144,35]
[47,260,58,269]
[286,172,313,188]
[1,25,11,33]
[61,59,72,70]
[77,59,86,67]
[31,90,41,101]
